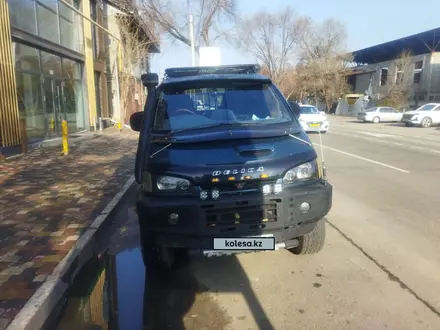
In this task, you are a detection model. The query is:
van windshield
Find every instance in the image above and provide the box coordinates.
[153,81,294,132]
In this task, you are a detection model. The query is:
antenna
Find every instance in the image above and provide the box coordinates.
[317,125,327,184]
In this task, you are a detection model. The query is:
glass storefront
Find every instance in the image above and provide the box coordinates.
[8,0,84,54]
[14,42,86,142]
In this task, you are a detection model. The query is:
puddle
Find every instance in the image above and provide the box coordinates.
[48,247,231,330]
[50,248,145,330]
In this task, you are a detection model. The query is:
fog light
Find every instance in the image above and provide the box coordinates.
[168,213,179,225]
[300,202,311,213]
[274,183,282,194]
[200,190,208,200]
[262,184,271,194]
[212,188,220,200]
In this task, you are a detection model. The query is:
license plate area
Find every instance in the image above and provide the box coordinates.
[213,235,275,250]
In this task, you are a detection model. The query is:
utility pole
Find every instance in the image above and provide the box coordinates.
[187,0,196,66]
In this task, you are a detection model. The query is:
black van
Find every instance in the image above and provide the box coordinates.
[129,65,332,268]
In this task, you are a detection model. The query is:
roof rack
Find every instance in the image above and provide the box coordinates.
[163,64,261,79]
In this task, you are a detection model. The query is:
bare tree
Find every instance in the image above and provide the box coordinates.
[116,0,237,51]
[379,50,413,109]
[236,7,300,86]
[114,13,160,122]
[294,18,351,110]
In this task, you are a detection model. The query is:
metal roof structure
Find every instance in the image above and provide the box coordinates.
[352,27,440,64]
[160,64,271,85]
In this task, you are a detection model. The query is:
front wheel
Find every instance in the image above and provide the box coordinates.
[140,232,176,269]
[372,116,380,124]
[289,218,326,255]
[421,117,432,128]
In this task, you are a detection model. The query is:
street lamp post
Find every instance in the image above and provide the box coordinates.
[187,0,196,66]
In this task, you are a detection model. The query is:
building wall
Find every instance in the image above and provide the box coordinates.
[6,0,90,145]
[428,53,440,102]
[103,1,122,123]
[353,53,439,107]
[0,0,21,149]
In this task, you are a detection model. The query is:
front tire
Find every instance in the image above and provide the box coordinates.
[140,232,176,269]
[421,117,432,128]
[289,218,326,255]
[372,116,380,124]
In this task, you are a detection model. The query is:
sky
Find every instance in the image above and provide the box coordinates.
[150,0,440,76]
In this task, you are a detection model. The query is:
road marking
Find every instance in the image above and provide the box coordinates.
[328,131,440,155]
[313,143,410,173]
[359,131,394,138]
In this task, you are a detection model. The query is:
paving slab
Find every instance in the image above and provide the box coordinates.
[0,128,138,330]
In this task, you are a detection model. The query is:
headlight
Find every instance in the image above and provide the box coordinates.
[283,161,318,184]
[157,176,190,191]
[412,116,418,120]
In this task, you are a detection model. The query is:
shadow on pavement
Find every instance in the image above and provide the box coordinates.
[48,248,276,330]
[45,183,276,330]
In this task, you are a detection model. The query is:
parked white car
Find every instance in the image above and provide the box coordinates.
[357,107,403,123]
[298,105,329,133]
[401,103,440,128]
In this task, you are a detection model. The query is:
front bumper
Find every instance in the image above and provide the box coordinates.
[136,181,332,251]
[301,121,329,132]
[401,117,421,125]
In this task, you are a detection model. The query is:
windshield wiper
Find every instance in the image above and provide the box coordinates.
[288,133,312,147]
[165,122,258,138]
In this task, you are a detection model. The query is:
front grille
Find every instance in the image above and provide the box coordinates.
[403,114,414,120]
[205,199,280,227]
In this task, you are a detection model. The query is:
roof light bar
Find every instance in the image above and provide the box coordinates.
[164,64,261,79]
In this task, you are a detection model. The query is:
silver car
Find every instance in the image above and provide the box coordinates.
[357,107,403,123]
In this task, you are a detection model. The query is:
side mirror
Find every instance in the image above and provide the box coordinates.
[130,111,144,132]
[141,73,159,88]
[289,102,301,118]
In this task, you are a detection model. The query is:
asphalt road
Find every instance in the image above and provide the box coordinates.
[50,116,440,330]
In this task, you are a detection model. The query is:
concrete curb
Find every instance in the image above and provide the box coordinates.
[5,175,136,330]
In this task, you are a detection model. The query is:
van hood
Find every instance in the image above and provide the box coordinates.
[147,131,317,184]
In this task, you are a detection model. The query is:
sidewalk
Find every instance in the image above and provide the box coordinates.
[0,128,139,330]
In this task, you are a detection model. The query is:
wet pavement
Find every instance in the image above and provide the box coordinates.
[47,184,231,330]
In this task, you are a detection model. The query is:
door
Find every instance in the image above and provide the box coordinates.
[389,108,402,122]
[42,77,66,137]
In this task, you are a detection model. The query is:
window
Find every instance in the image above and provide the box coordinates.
[396,65,404,85]
[153,82,294,132]
[40,51,62,76]
[58,1,83,53]
[15,72,46,141]
[36,0,60,44]
[90,0,99,59]
[8,0,37,34]
[380,67,388,86]
[416,104,436,111]
[62,58,81,79]
[413,61,423,84]
[14,43,40,72]
[300,106,320,114]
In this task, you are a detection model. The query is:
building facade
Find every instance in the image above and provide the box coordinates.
[0,0,158,156]
[348,28,440,109]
